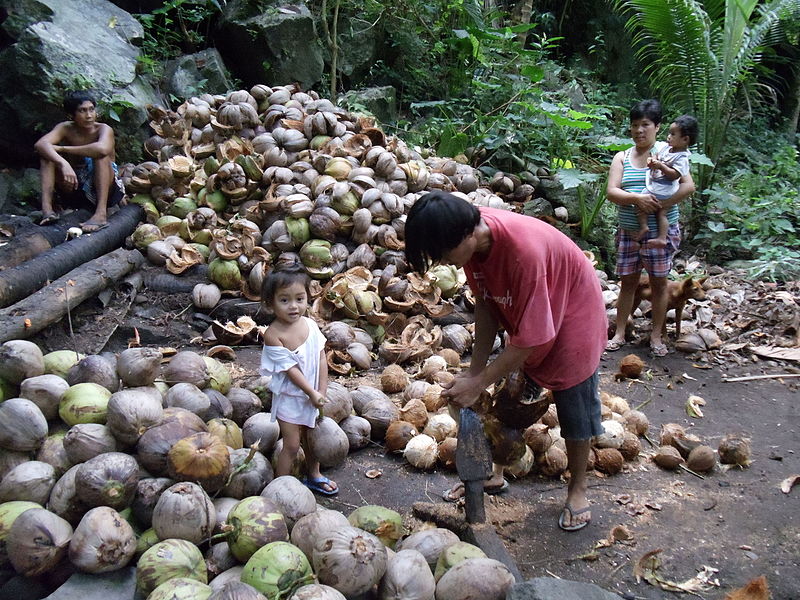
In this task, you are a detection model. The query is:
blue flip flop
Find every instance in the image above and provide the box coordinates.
[304,475,338,496]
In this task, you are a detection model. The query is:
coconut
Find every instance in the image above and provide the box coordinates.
[402,380,430,404]
[290,584,346,600]
[149,577,213,600]
[290,508,350,563]
[242,541,314,598]
[164,351,210,388]
[321,382,353,423]
[398,398,428,431]
[718,434,752,466]
[381,364,409,394]
[653,445,685,470]
[59,382,112,426]
[0,501,41,567]
[305,417,349,468]
[43,349,83,379]
[659,423,686,446]
[622,409,649,436]
[396,527,460,570]
[687,445,716,473]
[594,420,625,449]
[347,505,404,549]
[361,397,400,440]
[536,446,568,477]
[117,347,163,387]
[206,542,238,580]
[68,506,136,573]
[168,431,232,492]
[0,461,56,504]
[66,355,119,391]
[137,408,208,476]
[75,452,140,510]
[204,356,232,395]
[338,415,371,451]
[321,322,355,350]
[63,424,118,463]
[227,388,262,426]
[36,432,72,476]
[618,431,642,461]
[0,397,48,452]
[403,433,438,469]
[19,374,69,420]
[47,464,86,524]
[437,437,457,470]
[540,403,559,427]
[270,440,307,480]
[618,354,644,379]
[166,382,212,418]
[423,413,457,442]
[136,539,207,596]
[0,340,45,384]
[484,416,527,466]
[242,413,281,456]
[193,283,222,310]
[225,496,288,562]
[212,497,241,535]
[106,389,164,447]
[504,445,535,478]
[261,476,316,528]
[351,385,390,414]
[208,418,244,449]
[437,347,461,368]
[421,384,446,412]
[0,449,29,481]
[210,566,245,591]
[594,447,624,474]
[313,527,387,597]
[601,392,631,415]
[152,481,215,544]
[419,355,448,383]
[384,420,417,453]
[222,449,274,499]
[434,541,487,582]
[210,581,266,600]
[435,557,515,600]
[378,548,436,599]
[522,423,553,454]
[6,507,72,576]
[132,477,175,529]
[205,388,235,420]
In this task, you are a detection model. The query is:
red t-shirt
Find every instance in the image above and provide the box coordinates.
[464,207,607,390]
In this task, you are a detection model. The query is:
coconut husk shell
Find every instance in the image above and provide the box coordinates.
[718,434,752,466]
[594,447,624,475]
[618,431,642,461]
[653,445,684,470]
[381,364,409,394]
[617,354,644,379]
[687,445,716,473]
[385,421,417,453]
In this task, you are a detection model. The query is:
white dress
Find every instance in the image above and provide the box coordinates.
[259,317,327,428]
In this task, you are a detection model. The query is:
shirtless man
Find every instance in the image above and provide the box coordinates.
[34,91,124,232]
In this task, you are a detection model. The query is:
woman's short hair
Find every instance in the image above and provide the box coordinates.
[629,99,662,125]
[260,260,310,305]
[404,190,480,273]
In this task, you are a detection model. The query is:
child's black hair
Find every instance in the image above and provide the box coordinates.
[673,114,699,146]
[404,190,481,274]
[260,260,311,306]
[629,99,662,125]
[63,90,96,117]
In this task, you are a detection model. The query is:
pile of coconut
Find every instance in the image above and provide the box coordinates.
[650,422,751,475]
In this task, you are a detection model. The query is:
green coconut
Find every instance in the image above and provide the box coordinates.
[241,541,314,598]
[135,527,160,558]
[0,378,16,402]
[59,382,112,426]
[148,577,212,600]
[156,215,183,236]
[136,539,207,596]
[225,496,288,562]
[208,258,242,291]
[203,356,232,394]
[203,189,227,212]
[131,223,162,250]
[0,501,41,566]
[168,197,198,219]
[347,505,405,549]
[43,350,85,379]
[434,541,487,581]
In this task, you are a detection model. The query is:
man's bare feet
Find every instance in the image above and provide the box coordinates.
[443,477,509,501]
[39,213,60,226]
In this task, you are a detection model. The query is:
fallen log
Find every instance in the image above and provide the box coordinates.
[0,210,91,270]
[0,247,145,343]
[0,204,143,308]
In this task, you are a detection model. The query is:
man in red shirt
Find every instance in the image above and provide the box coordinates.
[405,191,607,531]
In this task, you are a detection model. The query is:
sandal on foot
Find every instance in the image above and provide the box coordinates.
[303,475,338,496]
[605,338,625,352]
[650,342,668,357]
[558,503,591,531]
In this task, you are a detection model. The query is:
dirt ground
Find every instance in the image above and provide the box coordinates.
[26,276,800,600]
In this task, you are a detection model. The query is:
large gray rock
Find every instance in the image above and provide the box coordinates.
[508,577,623,600]
[0,168,41,214]
[163,48,233,101]
[215,0,323,90]
[341,86,397,124]
[0,0,163,163]
[334,24,383,89]
[43,567,137,600]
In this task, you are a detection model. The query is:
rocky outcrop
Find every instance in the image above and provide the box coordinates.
[215,0,324,90]
[340,86,398,124]
[163,48,233,101]
[0,0,163,164]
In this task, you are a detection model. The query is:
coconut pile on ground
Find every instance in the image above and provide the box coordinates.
[0,339,527,599]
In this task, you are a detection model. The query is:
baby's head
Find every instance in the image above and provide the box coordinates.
[260,260,311,311]
[667,115,698,151]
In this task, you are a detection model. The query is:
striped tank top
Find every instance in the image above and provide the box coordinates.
[618,149,679,231]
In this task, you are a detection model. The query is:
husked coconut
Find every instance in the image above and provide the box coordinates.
[422,413,457,442]
[653,445,684,470]
[622,409,649,436]
[618,431,642,461]
[437,437,457,470]
[535,446,568,478]
[659,423,686,446]
[594,447,624,474]
[523,423,552,454]
[384,421,417,453]
[617,354,644,379]
[687,445,716,473]
[380,364,408,394]
[403,434,438,469]
[398,398,428,430]
[718,434,752,466]
[594,420,625,449]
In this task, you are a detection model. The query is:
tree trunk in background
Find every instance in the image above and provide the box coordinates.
[783,67,800,134]
[511,0,535,45]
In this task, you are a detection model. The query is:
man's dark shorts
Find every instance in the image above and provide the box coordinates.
[538,371,603,441]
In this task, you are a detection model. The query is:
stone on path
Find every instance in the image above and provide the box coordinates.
[43,567,137,600]
[508,577,624,600]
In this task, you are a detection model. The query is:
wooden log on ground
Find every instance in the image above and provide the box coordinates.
[0,248,145,343]
[0,210,91,270]
[0,204,143,308]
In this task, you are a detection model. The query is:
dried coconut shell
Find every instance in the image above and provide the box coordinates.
[385,421,418,453]
[594,447,624,475]
[535,446,567,478]
[422,384,446,412]
[381,364,409,394]
[622,410,649,436]
[522,424,552,454]
[718,434,752,466]
[653,445,685,470]
[437,437,457,470]
[436,348,461,369]
[617,354,644,379]
[398,398,428,431]
[618,431,641,461]
[540,404,559,428]
[687,445,716,473]
[659,423,686,447]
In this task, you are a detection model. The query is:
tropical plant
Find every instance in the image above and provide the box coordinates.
[610,0,799,206]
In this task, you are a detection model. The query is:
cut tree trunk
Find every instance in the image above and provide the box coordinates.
[0,247,145,343]
[0,204,143,308]
[0,210,91,271]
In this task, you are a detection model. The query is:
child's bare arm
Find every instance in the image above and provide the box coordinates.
[285,366,325,407]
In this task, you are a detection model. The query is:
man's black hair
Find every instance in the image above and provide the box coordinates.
[404,190,481,274]
[63,90,96,117]
[674,114,699,146]
[260,260,310,306]
[629,99,662,125]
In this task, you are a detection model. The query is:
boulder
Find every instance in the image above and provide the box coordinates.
[507,577,623,600]
[43,567,138,600]
[334,25,383,89]
[537,176,581,219]
[215,0,324,90]
[163,48,233,101]
[0,0,163,164]
[340,86,397,124]
[0,168,41,214]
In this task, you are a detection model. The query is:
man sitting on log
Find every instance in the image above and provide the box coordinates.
[34,90,125,233]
